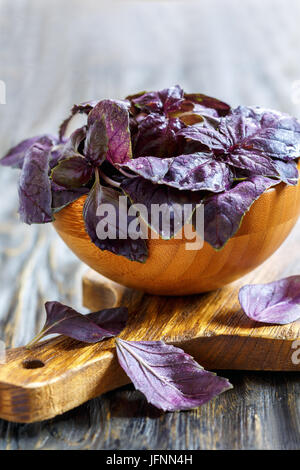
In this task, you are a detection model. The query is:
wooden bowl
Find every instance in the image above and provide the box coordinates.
[53,163,300,295]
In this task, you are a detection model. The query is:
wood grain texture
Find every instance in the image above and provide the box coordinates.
[1,254,299,423]
[82,269,300,372]
[0,0,300,450]
[53,167,300,294]
[82,271,127,309]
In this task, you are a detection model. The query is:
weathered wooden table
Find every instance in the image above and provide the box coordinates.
[0,0,299,450]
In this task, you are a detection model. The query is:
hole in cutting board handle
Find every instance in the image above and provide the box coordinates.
[22,359,45,369]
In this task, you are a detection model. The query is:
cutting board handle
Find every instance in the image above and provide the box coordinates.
[0,273,130,423]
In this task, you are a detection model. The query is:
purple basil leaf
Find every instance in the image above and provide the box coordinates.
[128,88,230,157]
[26,301,128,346]
[170,103,220,121]
[273,159,299,185]
[203,176,279,249]
[59,126,87,160]
[51,156,94,189]
[184,93,231,117]
[51,181,89,211]
[84,115,108,165]
[121,177,203,238]
[239,276,300,324]
[178,124,228,152]
[176,112,205,126]
[232,105,300,160]
[101,160,128,184]
[50,128,91,189]
[1,135,56,169]
[158,85,185,113]
[68,126,87,152]
[163,154,231,192]
[219,111,258,142]
[130,85,184,115]
[239,107,300,162]
[244,127,300,160]
[83,172,148,262]
[121,153,231,193]
[59,100,97,140]
[18,143,53,224]
[115,339,232,411]
[131,91,164,114]
[87,307,128,333]
[178,111,257,152]
[49,144,66,170]
[87,100,132,164]
[128,87,230,121]
[134,114,185,158]
[50,127,88,182]
[179,106,300,179]
[226,149,280,177]
[120,156,170,183]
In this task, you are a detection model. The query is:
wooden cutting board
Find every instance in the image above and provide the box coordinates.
[0,255,299,423]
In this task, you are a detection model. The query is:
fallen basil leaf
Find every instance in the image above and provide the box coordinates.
[115,339,232,411]
[26,301,128,346]
[83,171,148,262]
[18,143,53,224]
[239,276,300,324]
[203,176,279,249]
